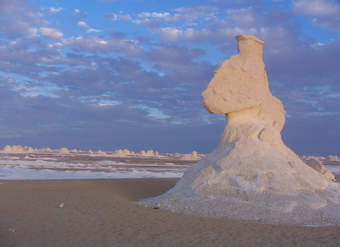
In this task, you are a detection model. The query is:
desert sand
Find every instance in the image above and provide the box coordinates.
[1,178,340,247]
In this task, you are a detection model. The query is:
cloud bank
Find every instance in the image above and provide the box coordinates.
[0,0,339,155]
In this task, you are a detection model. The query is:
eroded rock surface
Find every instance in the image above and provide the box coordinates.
[303,158,336,182]
[143,35,340,225]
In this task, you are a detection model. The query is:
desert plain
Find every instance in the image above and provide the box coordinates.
[0,177,340,247]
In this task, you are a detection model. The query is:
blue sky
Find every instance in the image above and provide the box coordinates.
[0,0,339,155]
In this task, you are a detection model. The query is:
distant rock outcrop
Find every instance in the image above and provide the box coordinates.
[0,145,203,161]
[58,147,70,153]
[180,151,200,160]
[2,145,36,152]
[327,155,340,162]
[39,147,53,152]
[143,35,340,225]
[114,149,134,156]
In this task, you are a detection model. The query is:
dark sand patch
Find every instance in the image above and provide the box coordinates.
[1,178,340,247]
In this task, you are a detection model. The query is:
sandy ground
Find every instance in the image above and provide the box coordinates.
[1,178,340,247]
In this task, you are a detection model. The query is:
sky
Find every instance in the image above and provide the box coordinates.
[0,0,339,155]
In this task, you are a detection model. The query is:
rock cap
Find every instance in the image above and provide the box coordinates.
[236,34,264,45]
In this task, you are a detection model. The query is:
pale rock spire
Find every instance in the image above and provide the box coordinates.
[143,35,340,225]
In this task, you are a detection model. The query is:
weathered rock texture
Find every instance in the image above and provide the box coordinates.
[303,158,336,182]
[143,35,340,225]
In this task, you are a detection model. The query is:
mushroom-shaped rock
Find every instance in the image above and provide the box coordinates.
[142,35,340,225]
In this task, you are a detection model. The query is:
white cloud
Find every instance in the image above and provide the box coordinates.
[77,21,88,28]
[227,7,256,26]
[107,12,132,21]
[108,13,118,20]
[77,21,101,33]
[63,36,143,56]
[87,28,101,33]
[293,0,340,30]
[74,9,80,14]
[47,42,63,49]
[173,6,217,21]
[48,7,63,14]
[159,27,183,41]
[65,36,108,47]
[0,0,46,38]
[137,12,172,19]
[28,27,39,38]
[40,27,64,40]
[293,0,339,16]
[132,7,217,25]
[157,26,257,43]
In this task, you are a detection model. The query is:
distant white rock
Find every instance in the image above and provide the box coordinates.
[114,149,134,156]
[39,147,53,152]
[2,145,36,152]
[95,150,106,155]
[145,150,155,156]
[180,151,200,160]
[143,35,340,225]
[327,155,340,162]
[58,147,70,153]
[0,145,205,162]
[111,148,203,159]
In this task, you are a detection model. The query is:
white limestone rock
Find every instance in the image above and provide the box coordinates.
[39,147,53,152]
[143,35,340,225]
[58,147,69,153]
[145,150,155,156]
[114,149,133,156]
[180,151,200,160]
[327,155,340,162]
[96,150,106,155]
[2,145,36,152]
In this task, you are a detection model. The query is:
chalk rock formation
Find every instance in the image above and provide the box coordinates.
[180,151,200,160]
[39,147,53,152]
[114,149,134,156]
[143,35,340,225]
[2,145,36,152]
[327,155,340,162]
[58,147,70,153]
[95,150,107,155]
[145,150,155,156]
